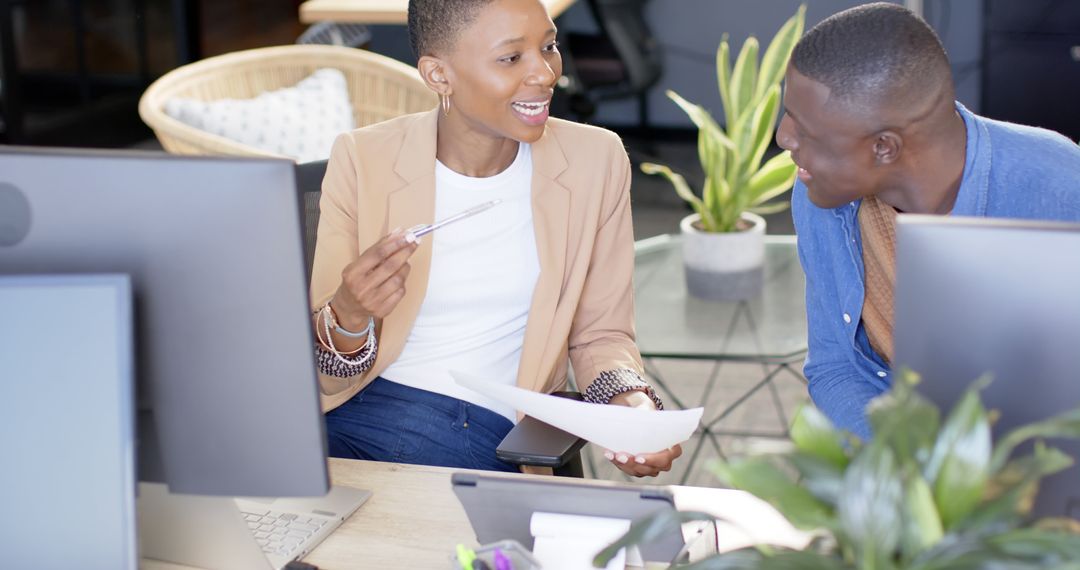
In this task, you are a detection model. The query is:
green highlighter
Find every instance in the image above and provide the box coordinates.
[456,543,477,570]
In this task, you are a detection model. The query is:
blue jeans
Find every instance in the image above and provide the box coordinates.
[324,377,518,473]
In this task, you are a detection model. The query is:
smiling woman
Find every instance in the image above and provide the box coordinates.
[306,0,684,479]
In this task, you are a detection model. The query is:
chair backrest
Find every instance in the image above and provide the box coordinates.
[139,45,436,159]
[295,159,328,278]
[587,0,662,92]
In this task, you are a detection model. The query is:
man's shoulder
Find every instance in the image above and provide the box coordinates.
[978,113,1080,172]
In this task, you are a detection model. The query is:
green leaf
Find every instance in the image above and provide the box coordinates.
[717,37,733,128]
[748,201,791,216]
[755,4,806,101]
[867,368,940,464]
[964,442,1074,531]
[729,37,759,130]
[837,442,905,570]
[988,527,1080,564]
[711,456,835,531]
[743,84,783,176]
[686,549,848,570]
[745,151,796,207]
[899,466,944,562]
[679,549,765,570]
[991,407,1080,472]
[787,453,844,507]
[925,381,993,530]
[667,90,734,150]
[592,510,717,567]
[789,406,848,469]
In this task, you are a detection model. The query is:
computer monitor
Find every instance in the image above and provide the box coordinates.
[894,214,1080,519]
[0,146,361,568]
[0,146,327,498]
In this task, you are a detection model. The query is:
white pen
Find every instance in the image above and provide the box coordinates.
[405,199,502,242]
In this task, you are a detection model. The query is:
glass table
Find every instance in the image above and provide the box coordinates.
[633,234,809,483]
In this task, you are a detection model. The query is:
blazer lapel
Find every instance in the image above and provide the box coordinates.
[376,109,439,368]
[516,126,570,391]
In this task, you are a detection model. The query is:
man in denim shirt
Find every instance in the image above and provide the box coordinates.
[776,3,1080,438]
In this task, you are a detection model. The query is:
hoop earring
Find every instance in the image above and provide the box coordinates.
[440,94,451,116]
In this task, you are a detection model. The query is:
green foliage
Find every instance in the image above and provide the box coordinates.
[595,369,1080,569]
[642,6,804,233]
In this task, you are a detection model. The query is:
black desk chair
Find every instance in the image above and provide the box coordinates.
[560,0,662,128]
[296,160,588,478]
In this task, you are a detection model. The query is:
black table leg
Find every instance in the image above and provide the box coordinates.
[173,0,201,64]
[0,0,24,142]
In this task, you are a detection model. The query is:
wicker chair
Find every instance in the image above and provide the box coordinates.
[139,44,436,158]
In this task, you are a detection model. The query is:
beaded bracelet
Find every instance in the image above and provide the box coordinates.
[319,302,376,367]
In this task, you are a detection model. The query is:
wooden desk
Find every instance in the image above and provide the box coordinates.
[304,458,809,568]
[145,459,809,568]
[299,0,577,25]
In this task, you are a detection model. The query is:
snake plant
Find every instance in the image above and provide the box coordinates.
[642,5,804,233]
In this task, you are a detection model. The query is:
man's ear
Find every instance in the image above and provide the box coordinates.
[872,130,902,165]
[417,55,452,96]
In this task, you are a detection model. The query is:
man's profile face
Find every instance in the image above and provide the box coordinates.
[775,68,883,209]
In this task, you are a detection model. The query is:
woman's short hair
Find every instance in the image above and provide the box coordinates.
[407,0,495,58]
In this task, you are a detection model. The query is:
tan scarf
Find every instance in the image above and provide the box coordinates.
[858,195,898,364]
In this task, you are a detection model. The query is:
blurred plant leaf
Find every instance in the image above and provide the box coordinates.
[717,36,732,127]
[963,442,1073,532]
[789,405,848,469]
[729,37,759,129]
[987,527,1080,564]
[787,453,844,507]
[899,465,944,562]
[745,151,796,207]
[755,4,805,101]
[748,201,791,216]
[924,379,993,530]
[711,456,835,531]
[991,408,1080,472]
[592,510,716,567]
[867,369,940,464]
[837,442,904,569]
[743,85,783,177]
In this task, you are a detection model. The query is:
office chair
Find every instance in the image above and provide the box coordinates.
[560,0,662,128]
[295,159,587,477]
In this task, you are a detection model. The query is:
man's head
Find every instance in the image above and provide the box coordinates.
[776,2,956,208]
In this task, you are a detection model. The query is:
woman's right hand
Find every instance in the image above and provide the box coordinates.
[330,229,419,329]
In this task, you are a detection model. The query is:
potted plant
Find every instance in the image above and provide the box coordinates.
[643,6,804,301]
[595,369,1080,568]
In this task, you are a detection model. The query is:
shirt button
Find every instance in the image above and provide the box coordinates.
[877,371,887,378]
[843,313,852,324]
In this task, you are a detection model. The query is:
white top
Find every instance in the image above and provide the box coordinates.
[381,143,539,422]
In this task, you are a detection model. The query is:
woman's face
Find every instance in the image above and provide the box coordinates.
[442,0,562,143]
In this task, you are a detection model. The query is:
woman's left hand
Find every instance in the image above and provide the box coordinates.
[605,390,684,478]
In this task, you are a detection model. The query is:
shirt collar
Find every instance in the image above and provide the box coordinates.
[949,101,992,216]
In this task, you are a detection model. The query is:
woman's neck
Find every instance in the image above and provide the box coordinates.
[435,115,520,178]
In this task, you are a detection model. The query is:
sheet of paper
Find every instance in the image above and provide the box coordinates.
[451,370,703,454]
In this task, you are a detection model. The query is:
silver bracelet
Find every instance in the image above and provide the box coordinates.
[325,299,374,339]
[335,315,374,339]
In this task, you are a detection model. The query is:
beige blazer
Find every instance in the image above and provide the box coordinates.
[310,108,644,413]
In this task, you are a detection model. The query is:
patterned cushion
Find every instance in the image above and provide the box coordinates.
[164,68,355,163]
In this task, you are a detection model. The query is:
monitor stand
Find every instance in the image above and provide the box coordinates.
[137,482,273,569]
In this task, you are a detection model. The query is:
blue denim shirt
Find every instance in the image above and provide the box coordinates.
[792,103,1080,438]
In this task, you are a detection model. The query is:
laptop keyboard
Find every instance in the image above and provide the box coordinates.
[240,507,331,560]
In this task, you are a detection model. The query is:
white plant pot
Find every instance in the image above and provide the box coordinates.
[680,212,766,301]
